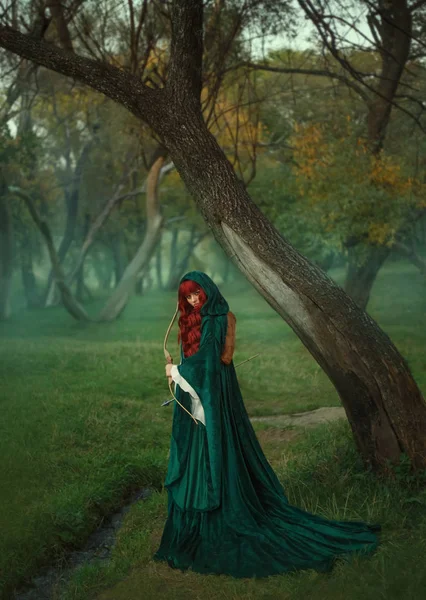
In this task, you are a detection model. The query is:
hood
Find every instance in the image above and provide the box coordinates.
[179,271,229,317]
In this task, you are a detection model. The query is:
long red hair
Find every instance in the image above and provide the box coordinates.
[177,280,207,357]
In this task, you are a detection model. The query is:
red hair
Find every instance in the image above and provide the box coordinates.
[177,280,207,357]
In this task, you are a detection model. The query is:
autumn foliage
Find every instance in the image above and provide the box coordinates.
[290,120,425,248]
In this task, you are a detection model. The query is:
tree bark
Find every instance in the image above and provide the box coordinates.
[344,245,391,311]
[2,0,426,474]
[366,0,412,153]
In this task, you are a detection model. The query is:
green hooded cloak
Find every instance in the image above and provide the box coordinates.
[154,271,380,578]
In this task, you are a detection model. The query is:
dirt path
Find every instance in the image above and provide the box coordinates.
[251,406,346,427]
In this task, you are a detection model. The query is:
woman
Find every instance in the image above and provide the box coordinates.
[153,270,381,578]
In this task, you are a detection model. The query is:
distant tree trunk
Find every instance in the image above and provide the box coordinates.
[98,152,166,320]
[110,233,127,287]
[12,148,165,322]
[135,272,144,295]
[393,240,426,277]
[0,192,13,320]
[11,188,90,320]
[142,266,154,293]
[165,225,209,290]
[44,139,94,306]
[12,75,39,312]
[134,218,147,296]
[20,232,39,308]
[223,258,231,283]
[156,240,164,290]
[164,227,180,290]
[75,258,85,302]
[76,213,90,302]
[91,247,113,291]
[344,245,390,310]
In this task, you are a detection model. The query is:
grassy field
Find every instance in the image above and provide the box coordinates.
[1,261,426,599]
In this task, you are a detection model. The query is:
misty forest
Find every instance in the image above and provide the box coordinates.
[1,0,426,598]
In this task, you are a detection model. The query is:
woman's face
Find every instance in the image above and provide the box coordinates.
[185,288,201,308]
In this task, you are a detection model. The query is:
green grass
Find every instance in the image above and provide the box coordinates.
[1,260,426,599]
[81,420,426,600]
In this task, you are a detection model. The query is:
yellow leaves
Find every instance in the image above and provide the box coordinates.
[367,222,396,246]
[292,121,414,200]
[370,154,412,194]
[289,120,421,246]
[291,123,331,190]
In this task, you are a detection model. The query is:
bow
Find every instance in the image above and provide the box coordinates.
[161,353,260,406]
[163,301,199,425]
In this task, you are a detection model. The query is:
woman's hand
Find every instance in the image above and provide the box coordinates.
[165,363,173,377]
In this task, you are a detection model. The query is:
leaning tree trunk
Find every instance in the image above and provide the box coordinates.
[98,153,165,321]
[2,0,426,474]
[0,191,13,320]
[11,150,166,322]
[344,245,391,310]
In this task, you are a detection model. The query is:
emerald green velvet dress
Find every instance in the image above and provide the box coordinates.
[153,271,381,578]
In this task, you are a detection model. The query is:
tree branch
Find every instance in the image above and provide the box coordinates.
[0,24,163,126]
[240,61,370,103]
